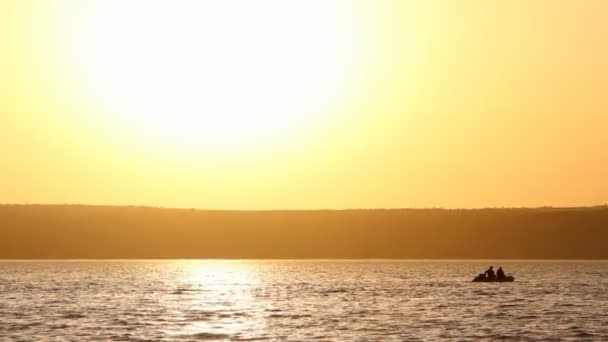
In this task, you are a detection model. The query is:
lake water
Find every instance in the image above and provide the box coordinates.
[1,260,607,341]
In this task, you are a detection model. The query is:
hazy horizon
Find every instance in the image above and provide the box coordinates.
[2,204,607,259]
[3,202,608,210]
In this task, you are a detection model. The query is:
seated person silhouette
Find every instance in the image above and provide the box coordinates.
[485,266,496,279]
[496,267,506,280]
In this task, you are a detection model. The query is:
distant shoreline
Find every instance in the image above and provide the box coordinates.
[2,205,608,259]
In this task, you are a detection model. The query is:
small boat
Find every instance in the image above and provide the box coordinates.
[472,274,515,282]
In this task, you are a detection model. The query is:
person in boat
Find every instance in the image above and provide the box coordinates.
[496,267,506,280]
[485,266,496,279]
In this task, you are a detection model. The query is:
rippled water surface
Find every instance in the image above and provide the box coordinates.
[1,260,607,341]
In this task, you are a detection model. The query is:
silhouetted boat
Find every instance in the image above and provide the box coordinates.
[472,274,515,282]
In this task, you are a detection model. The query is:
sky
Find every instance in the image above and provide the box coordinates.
[1,0,607,209]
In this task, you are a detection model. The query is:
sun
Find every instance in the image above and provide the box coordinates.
[68,0,364,149]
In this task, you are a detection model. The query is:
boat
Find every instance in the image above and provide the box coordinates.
[472,274,515,282]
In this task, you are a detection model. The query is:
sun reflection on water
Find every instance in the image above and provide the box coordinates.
[165,260,266,339]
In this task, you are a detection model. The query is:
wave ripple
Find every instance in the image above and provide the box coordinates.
[1,260,607,341]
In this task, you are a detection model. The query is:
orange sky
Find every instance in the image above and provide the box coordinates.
[1,0,607,209]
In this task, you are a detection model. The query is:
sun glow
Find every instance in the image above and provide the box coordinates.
[68,0,365,149]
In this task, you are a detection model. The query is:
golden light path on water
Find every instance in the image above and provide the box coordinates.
[167,261,266,339]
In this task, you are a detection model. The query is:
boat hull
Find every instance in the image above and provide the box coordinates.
[472,276,515,282]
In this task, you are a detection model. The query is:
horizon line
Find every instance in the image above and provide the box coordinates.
[2,203,608,212]
[1,258,608,261]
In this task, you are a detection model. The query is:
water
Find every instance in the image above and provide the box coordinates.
[1,260,607,341]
